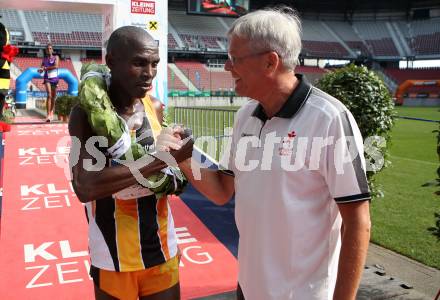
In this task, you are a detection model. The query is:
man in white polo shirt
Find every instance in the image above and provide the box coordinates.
[158,6,371,300]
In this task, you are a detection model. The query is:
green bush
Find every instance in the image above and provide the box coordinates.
[317,64,395,197]
[427,123,440,240]
[436,122,440,196]
[54,96,65,116]
[55,95,79,117]
[0,108,14,123]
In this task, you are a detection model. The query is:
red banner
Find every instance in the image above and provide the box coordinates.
[131,0,155,15]
[170,195,238,299]
[0,124,237,299]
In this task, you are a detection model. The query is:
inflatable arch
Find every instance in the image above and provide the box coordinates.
[15,67,78,108]
[9,0,168,107]
[395,79,440,105]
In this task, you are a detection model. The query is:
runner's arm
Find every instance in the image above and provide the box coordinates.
[68,105,190,203]
[150,95,164,123]
[38,59,44,72]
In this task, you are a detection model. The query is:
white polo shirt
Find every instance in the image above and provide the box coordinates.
[221,74,370,300]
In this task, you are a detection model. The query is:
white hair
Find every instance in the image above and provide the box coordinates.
[227,6,302,71]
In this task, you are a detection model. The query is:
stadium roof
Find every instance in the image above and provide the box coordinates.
[251,0,440,13]
[0,0,105,13]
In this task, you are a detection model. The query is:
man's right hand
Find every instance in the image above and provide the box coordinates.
[155,126,194,165]
[156,127,182,152]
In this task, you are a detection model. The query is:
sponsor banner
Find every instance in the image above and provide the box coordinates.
[131,0,156,14]
[170,195,238,299]
[13,116,47,124]
[0,124,237,299]
[13,123,70,137]
[0,132,3,236]
[9,91,68,98]
[103,0,168,106]
[0,125,91,300]
[31,91,67,98]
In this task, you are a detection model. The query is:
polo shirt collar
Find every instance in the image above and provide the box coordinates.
[252,74,312,122]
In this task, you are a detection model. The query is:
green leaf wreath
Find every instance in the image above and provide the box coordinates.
[79,62,187,199]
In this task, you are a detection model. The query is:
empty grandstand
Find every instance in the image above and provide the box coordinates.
[1,0,440,103]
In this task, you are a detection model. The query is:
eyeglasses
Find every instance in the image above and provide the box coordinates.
[227,51,272,66]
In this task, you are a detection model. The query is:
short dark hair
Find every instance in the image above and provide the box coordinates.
[106,26,157,56]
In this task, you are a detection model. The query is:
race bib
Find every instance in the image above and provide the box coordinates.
[47,69,58,78]
[113,183,153,200]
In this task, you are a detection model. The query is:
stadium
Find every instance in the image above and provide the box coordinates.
[0,0,439,299]
[2,0,440,103]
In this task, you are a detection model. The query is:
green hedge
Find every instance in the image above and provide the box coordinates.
[55,95,79,117]
[317,64,395,197]
[0,108,14,124]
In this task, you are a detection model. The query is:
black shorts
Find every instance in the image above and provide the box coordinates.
[43,80,58,88]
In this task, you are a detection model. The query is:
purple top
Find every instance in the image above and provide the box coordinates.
[42,56,59,84]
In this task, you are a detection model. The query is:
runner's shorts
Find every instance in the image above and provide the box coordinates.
[90,256,179,299]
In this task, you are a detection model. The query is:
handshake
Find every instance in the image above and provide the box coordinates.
[154,125,194,166]
[112,126,194,200]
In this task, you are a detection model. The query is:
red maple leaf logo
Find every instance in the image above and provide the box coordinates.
[287,130,296,138]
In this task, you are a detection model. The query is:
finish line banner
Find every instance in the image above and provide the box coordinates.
[0,124,90,300]
[102,0,169,106]
[0,123,237,299]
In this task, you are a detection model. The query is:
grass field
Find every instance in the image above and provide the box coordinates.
[169,107,237,160]
[371,106,439,269]
[395,106,440,121]
[170,105,440,269]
